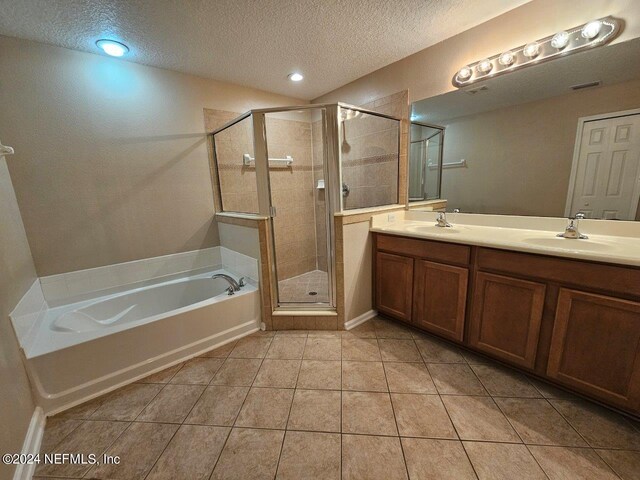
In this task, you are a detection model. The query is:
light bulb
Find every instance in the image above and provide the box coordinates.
[288,72,304,82]
[476,59,493,74]
[457,66,472,80]
[523,42,540,58]
[551,31,570,49]
[95,39,129,57]
[581,20,602,39]
[498,51,515,66]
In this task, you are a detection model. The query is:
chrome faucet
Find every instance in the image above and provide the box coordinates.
[212,273,245,295]
[557,213,588,239]
[435,212,452,228]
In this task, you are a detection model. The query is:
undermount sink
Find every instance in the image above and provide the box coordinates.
[406,225,462,234]
[522,237,615,251]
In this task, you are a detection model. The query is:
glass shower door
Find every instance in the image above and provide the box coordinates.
[263,108,333,307]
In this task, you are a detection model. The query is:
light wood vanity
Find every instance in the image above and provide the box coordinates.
[373,231,640,416]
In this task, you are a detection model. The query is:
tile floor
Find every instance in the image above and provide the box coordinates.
[278,270,329,304]
[37,316,640,479]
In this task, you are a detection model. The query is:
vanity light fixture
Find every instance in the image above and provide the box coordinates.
[288,72,304,82]
[95,39,129,57]
[477,59,493,74]
[457,65,473,80]
[522,42,540,58]
[498,51,515,66]
[581,20,602,39]
[551,31,570,49]
[452,16,620,88]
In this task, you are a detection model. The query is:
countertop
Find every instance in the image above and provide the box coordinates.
[370,212,640,267]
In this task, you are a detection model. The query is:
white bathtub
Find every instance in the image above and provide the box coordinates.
[22,269,261,414]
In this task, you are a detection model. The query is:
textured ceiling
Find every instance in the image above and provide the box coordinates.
[0,0,529,99]
[411,38,640,124]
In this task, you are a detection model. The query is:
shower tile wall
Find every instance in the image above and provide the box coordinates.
[341,92,408,209]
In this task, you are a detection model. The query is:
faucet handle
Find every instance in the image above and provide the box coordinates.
[239,277,246,287]
[453,208,460,213]
[575,212,586,219]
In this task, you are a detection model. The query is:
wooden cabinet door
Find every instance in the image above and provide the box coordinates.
[547,288,640,410]
[469,272,545,369]
[413,260,468,342]
[375,252,413,322]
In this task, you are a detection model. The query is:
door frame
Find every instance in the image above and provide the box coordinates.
[564,108,640,218]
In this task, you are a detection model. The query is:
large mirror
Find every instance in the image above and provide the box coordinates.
[410,37,640,220]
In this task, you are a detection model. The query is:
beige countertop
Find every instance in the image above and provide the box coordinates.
[370,211,640,267]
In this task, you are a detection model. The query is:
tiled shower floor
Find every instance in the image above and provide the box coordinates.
[37,317,640,479]
[278,269,329,304]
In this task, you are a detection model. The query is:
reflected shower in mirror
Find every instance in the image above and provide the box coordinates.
[409,123,443,202]
[410,37,640,220]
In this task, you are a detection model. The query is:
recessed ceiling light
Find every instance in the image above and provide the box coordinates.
[96,39,129,57]
[288,72,304,82]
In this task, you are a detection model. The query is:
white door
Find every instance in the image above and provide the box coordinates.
[569,114,640,220]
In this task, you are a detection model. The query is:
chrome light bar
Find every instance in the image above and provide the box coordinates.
[452,16,621,88]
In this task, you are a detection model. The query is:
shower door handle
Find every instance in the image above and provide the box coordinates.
[342,183,350,197]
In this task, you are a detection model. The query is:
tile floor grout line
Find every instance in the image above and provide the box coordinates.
[209,335,273,480]
[273,333,308,478]
[382,330,411,480]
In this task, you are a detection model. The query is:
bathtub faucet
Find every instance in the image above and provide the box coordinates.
[212,273,245,295]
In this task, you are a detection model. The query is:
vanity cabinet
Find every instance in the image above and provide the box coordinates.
[373,232,640,415]
[468,272,545,369]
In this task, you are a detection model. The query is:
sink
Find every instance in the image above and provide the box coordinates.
[406,225,463,234]
[522,237,615,252]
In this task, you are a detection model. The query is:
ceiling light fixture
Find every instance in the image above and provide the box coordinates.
[288,72,304,82]
[95,39,129,57]
[452,16,620,88]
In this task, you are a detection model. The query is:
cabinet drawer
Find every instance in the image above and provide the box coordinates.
[376,233,470,265]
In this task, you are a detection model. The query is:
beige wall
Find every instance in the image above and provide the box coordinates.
[0,35,304,276]
[0,155,37,480]
[441,79,640,216]
[314,0,640,106]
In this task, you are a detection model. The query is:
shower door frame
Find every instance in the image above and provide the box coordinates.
[253,104,340,311]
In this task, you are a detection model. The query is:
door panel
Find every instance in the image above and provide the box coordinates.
[469,272,545,369]
[375,252,413,322]
[547,289,640,410]
[570,114,640,220]
[413,260,468,341]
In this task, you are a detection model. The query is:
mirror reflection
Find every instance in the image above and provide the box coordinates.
[409,123,444,202]
[410,38,640,220]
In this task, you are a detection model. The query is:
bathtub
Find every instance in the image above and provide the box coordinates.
[22,269,261,414]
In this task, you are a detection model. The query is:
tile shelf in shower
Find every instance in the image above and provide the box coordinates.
[242,153,293,167]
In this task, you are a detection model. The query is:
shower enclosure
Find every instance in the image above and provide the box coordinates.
[210,104,400,310]
[409,122,444,201]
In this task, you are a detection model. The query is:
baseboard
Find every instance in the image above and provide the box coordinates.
[344,309,377,330]
[13,407,45,480]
